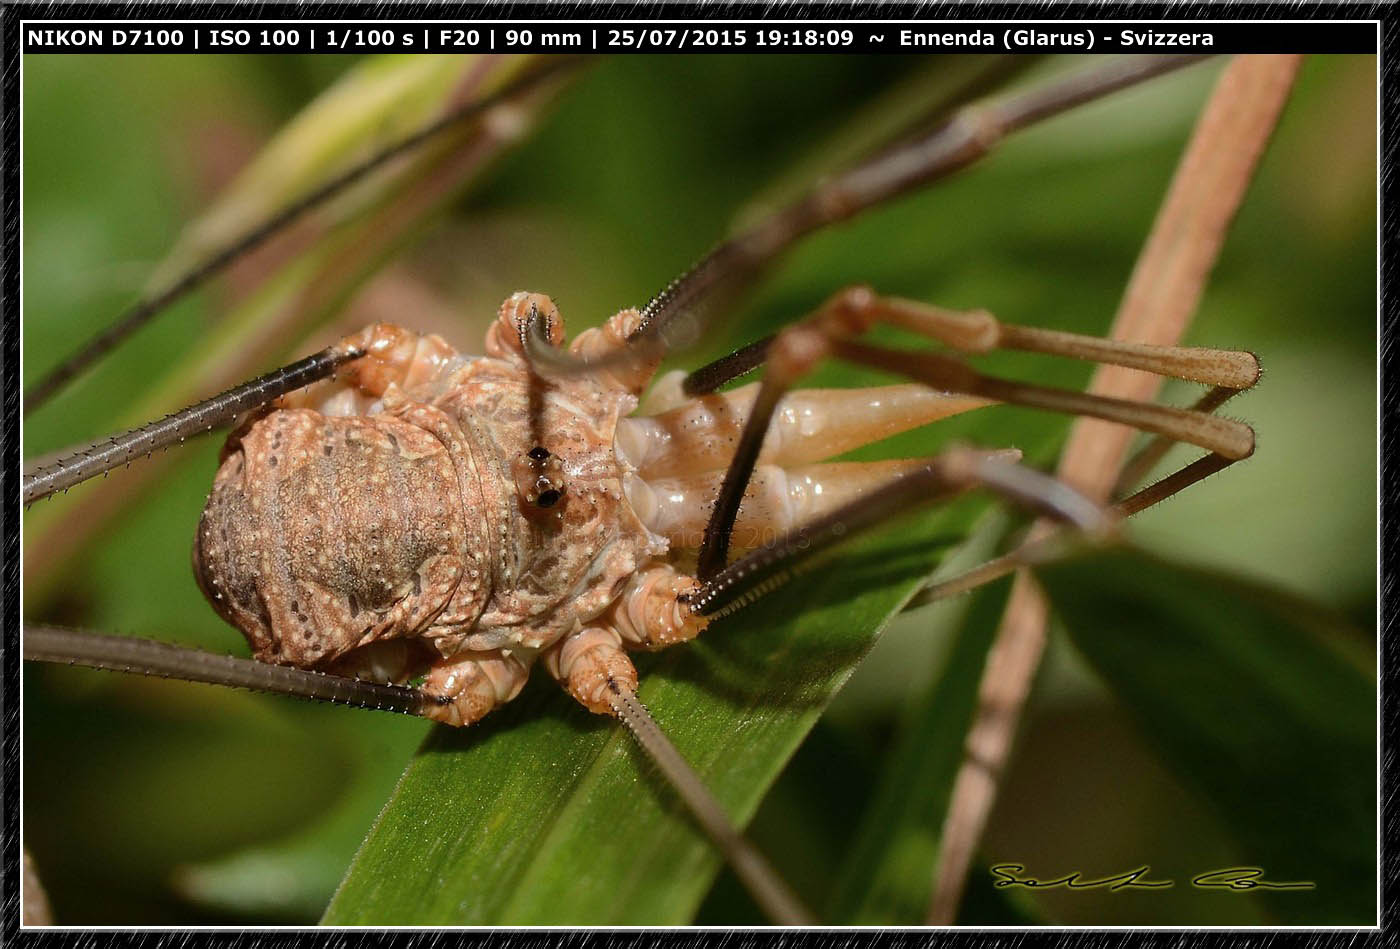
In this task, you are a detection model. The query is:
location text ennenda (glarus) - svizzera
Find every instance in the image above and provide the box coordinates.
[898,28,1218,50]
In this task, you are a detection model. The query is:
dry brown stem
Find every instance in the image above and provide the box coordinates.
[925,54,1302,925]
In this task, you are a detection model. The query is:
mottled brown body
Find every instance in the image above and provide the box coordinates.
[194,292,988,725]
[196,293,686,724]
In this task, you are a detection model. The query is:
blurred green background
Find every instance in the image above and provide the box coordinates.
[21,54,1376,924]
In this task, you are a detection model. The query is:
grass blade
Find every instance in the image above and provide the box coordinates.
[829,574,1015,923]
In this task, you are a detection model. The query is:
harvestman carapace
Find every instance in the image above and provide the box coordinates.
[23,53,1281,924]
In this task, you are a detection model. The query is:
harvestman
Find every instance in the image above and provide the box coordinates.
[22,54,1278,924]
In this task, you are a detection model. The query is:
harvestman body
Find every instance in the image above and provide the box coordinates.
[191,279,1257,732]
[193,293,997,727]
[195,298,684,725]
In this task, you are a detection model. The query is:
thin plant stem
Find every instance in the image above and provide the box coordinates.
[925,54,1303,925]
[23,56,585,415]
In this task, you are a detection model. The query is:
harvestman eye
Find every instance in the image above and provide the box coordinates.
[515,445,568,511]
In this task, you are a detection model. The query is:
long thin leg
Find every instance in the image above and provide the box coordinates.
[682,336,773,396]
[1113,450,1236,517]
[906,449,1242,608]
[23,56,587,416]
[632,55,1213,350]
[539,617,810,924]
[23,345,361,504]
[693,370,788,580]
[22,318,471,505]
[691,286,1256,581]
[688,447,1114,621]
[521,55,1214,383]
[1113,385,1242,495]
[609,685,814,926]
[23,625,430,715]
[24,620,810,924]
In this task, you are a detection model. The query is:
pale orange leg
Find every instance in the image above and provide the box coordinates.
[691,285,1258,579]
[542,565,708,715]
[279,322,465,416]
[420,649,532,727]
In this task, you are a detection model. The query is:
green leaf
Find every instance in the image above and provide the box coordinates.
[1035,547,1375,924]
[323,500,988,924]
[829,574,1015,923]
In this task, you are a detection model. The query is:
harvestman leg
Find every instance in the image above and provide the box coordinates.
[522,55,1215,384]
[685,286,1259,584]
[22,56,589,415]
[22,345,365,505]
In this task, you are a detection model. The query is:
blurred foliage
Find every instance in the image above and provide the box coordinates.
[1038,548,1374,925]
[21,53,1375,925]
